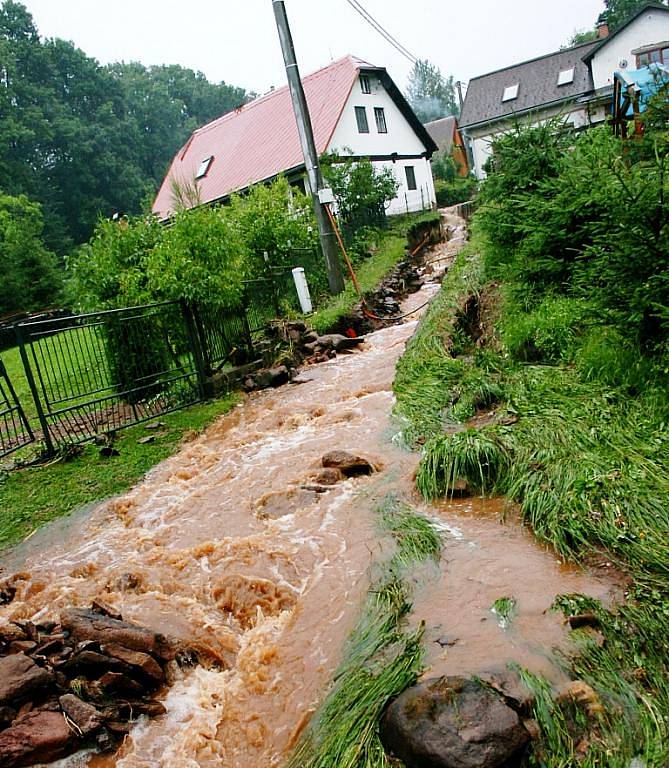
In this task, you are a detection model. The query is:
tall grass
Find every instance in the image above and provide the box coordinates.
[393,240,669,765]
[287,494,440,768]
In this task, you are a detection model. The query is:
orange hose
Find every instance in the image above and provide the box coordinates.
[324,203,433,322]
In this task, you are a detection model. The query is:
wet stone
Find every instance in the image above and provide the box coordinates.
[0,653,53,706]
[321,450,375,477]
[313,467,345,486]
[0,710,74,767]
[59,693,103,736]
[380,676,530,768]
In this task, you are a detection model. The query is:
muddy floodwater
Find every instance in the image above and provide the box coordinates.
[0,227,618,767]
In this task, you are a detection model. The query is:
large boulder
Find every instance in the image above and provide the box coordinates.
[315,334,364,352]
[0,710,74,767]
[380,676,530,768]
[0,653,53,706]
[321,450,376,477]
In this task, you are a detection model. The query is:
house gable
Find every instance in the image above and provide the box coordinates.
[152,56,436,220]
[587,5,669,89]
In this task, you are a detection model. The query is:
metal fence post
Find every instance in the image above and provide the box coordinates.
[180,300,207,400]
[15,324,55,456]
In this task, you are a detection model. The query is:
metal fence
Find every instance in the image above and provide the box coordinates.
[0,358,34,459]
[1,271,309,458]
[15,301,203,454]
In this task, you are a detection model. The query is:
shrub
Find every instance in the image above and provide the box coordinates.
[434,176,477,207]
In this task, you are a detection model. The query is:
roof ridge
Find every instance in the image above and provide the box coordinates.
[192,55,361,138]
[466,39,600,84]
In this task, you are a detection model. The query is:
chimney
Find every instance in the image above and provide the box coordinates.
[596,16,610,39]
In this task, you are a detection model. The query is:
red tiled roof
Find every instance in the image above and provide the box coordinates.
[153,55,372,218]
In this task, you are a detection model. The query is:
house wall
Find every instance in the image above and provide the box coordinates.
[327,72,436,214]
[591,9,669,88]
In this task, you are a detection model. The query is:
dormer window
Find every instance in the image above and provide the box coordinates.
[196,156,214,179]
[360,74,371,94]
[502,84,519,102]
[557,68,575,86]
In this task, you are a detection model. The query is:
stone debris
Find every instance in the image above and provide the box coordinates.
[0,603,178,765]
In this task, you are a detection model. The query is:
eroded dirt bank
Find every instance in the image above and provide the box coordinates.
[0,219,617,767]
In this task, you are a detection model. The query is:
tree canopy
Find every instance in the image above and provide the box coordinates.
[0,1,248,256]
[406,59,457,123]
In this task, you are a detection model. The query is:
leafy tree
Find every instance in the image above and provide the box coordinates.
[0,1,248,260]
[568,28,598,46]
[603,0,668,31]
[0,192,62,316]
[406,59,457,123]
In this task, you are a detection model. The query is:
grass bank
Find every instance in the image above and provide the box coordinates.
[310,211,440,334]
[393,233,669,766]
[0,394,238,552]
[288,493,440,768]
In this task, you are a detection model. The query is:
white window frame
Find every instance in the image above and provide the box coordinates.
[557,68,575,86]
[374,106,387,133]
[360,74,371,94]
[196,156,213,179]
[502,84,519,102]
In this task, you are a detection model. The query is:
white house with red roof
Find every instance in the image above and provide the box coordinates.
[152,55,438,220]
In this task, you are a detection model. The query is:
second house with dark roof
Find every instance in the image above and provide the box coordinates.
[460,2,669,178]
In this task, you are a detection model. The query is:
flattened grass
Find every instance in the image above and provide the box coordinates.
[287,494,440,768]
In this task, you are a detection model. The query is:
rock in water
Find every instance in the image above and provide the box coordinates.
[315,334,364,352]
[380,676,530,768]
[0,710,74,767]
[60,608,173,660]
[59,694,103,736]
[321,450,375,476]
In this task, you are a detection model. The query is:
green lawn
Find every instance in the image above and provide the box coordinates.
[0,394,238,551]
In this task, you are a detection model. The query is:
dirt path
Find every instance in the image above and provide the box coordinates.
[0,215,617,767]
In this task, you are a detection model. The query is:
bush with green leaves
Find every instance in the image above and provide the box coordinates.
[477,106,669,351]
[323,153,399,250]
[434,176,477,208]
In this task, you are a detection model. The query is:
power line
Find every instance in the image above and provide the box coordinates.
[344,0,418,64]
[345,0,417,63]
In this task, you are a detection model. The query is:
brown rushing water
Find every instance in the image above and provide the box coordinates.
[0,218,618,767]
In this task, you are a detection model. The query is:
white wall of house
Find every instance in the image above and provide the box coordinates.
[328,72,436,214]
[591,9,669,88]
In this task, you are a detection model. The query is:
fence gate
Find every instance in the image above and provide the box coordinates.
[0,358,34,459]
[15,301,204,454]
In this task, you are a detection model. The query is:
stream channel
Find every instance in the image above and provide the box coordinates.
[0,219,618,767]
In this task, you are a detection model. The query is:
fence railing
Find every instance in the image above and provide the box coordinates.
[0,358,34,459]
[1,265,313,459]
[15,301,203,454]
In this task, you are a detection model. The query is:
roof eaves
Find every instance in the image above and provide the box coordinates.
[459,90,595,131]
[582,3,669,62]
[376,70,439,154]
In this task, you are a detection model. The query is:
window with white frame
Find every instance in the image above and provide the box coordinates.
[196,156,214,179]
[405,165,417,190]
[502,83,519,102]
[355,106,369,133]
[557,68,575,86]
[360,74,371,93]
[374,107,387,133]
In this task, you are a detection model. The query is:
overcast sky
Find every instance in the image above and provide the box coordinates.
[22,0,604,95]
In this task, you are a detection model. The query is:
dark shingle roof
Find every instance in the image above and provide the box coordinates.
[424,115,457,153]
[460,41,599,128]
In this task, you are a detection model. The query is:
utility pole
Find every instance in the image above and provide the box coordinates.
[272,0,345,294]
